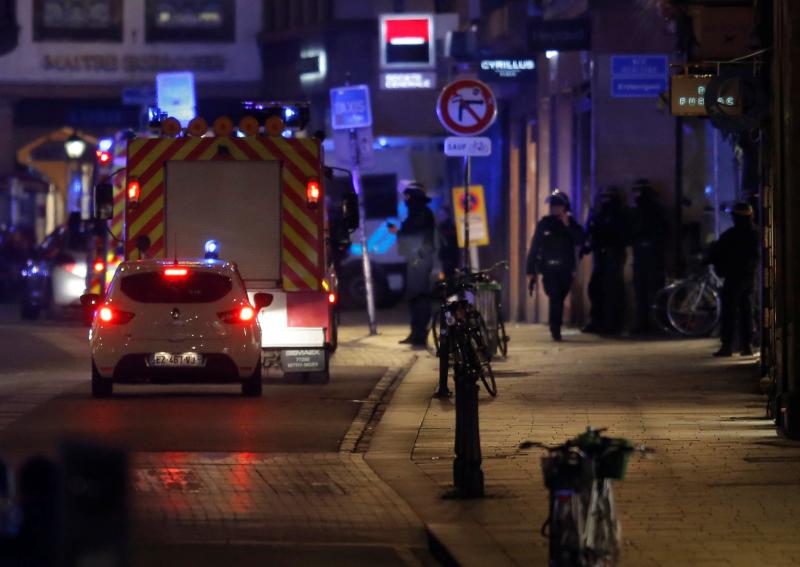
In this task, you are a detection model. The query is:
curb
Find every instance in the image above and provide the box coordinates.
[363,354,517,567]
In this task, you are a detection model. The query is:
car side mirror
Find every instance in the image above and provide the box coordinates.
[94,182,113,221]
[80,293,101,308]
[253,292,273,311]
[341,192,360,232]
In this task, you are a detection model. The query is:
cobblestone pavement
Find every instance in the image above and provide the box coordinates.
[132,451,421,546]
[403,325,800,566]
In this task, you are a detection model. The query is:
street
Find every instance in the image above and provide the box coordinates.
[0,307,434,566]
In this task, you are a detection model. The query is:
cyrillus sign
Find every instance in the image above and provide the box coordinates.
[478,58,536,81]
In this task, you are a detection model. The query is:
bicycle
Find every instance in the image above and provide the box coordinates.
[429,261,509,359]
[430,271,497,397]
[665,265,722,337]
[520,428,651,567]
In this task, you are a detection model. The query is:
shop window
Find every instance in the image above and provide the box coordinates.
[33,0,123,42]
[145,0,235,43]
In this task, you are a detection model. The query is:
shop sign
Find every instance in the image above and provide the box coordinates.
[379,13,435,69]
[41,53,226,73]
[670,74,741,116]
[478,58,536,82]
[381,72,436,90]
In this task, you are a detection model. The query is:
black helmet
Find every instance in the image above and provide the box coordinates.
[403,181,431,204]
[731,202,753,217]
[547,189,571,210]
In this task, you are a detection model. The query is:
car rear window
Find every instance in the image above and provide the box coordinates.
[120,271,233,303]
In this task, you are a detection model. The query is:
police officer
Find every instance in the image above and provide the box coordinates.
[630,179,668,334]
[390,182,436,346]
[583,186,629,335]
[526,190,586,341]
[708,202,759,357]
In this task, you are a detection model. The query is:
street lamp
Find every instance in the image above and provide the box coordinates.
[64,133,87,159]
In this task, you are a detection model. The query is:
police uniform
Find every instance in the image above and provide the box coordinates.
[397,186,436,346]
[526,209,585,340]
[584,188,629,334]
[708,203,759,356]
[630,182,668,333]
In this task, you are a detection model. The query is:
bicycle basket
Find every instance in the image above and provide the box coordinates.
[597,438,634,480]
[541,452,593,492]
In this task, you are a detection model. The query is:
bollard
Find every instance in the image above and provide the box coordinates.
[453,358,484,498]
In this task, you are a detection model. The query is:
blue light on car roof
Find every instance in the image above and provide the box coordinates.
[98,137,113,152]
[204,239,219,258]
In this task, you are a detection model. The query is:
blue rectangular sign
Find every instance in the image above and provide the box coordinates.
[610,55,668,98]
[330,85,373,130]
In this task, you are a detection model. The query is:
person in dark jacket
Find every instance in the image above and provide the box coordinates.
[582,186,629,334]
[390,182,436,346]
[708,202,759,357]
[526,190,586,341]
[630,179,669,334]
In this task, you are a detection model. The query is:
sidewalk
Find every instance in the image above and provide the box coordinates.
[362,323,800,566]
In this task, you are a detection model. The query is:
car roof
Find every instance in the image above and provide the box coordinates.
[116,259,238,275]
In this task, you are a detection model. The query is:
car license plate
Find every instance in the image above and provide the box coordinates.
[149,352,205,367]
[281,349,326,372]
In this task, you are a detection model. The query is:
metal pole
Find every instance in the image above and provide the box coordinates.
[713,127,720,238]
[350,129,378,335]
[453,360,484,497]
[464,156,471,273]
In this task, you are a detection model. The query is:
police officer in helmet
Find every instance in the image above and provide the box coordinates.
[526,190,586,341]
[708,202,759,357]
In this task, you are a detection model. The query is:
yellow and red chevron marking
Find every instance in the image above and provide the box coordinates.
[125,136,324,290]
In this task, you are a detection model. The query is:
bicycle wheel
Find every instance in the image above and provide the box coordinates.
[589,480,620,566]
[549,491,584,567]
[466,326,497,396]
[651,284,678,334]
[666,280,720,337]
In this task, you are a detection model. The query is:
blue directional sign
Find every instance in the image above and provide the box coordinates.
[610,55,668,98]
[330,85,373,130]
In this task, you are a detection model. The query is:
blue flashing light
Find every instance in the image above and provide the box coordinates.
[349,220,400,257]
[204,239,220,259]
[282,129,292,138]
[98,137,113,152]
[284,106,297,120]
[704,185,714,196]
[378,137,389,148]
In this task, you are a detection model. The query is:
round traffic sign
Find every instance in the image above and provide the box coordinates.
[436,79,497,136]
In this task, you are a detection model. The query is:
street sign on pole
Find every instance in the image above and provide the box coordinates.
[610,55,668,98]
[452,185,490,247]
[444,136,492,157]
[436,79,497,136]
[331,82,378,335]
[330,85,373,130]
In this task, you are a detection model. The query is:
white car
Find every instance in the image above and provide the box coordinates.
[85,259,270,398]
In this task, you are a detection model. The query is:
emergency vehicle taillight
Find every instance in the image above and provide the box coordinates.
[306,179,320,208]
[328,292,337,304]
[97,306,135,325]
[127,178,141,204]
[93,260,105,273]
[96,150,112,165]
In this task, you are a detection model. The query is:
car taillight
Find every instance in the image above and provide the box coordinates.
[97,306,135,325]
[218,305,257,324]
[328,292,337,304]
[93,260,105,273]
